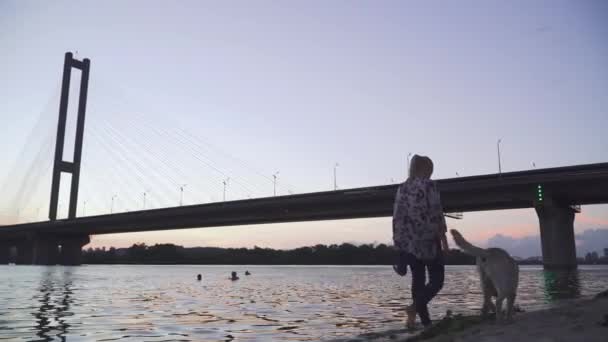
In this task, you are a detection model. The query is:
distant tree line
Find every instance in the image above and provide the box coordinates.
[82,243,477,265]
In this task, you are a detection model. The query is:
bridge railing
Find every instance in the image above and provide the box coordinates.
[444,212,463,220]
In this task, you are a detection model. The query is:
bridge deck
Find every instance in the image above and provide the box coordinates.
[1,163,607,239]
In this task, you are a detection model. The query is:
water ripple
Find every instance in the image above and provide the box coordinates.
[1,265,607,341]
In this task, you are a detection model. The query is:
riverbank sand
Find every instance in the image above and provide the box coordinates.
[417,294,608,342]
[339,291,608,342]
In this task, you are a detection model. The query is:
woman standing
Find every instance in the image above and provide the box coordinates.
[393,155,448,328]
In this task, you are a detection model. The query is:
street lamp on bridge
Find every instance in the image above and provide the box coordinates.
[143,190,150,210]
[497,138,503,175]
[223,178,230,201]
[273,171,280,196]
[179,184,187,206]
[333,163,339,190]
[111,194,117,214]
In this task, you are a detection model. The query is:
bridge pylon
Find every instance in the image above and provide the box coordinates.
[49,52,90,220]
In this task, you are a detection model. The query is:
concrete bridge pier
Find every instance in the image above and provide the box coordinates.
[0,242,10,264]
[535,203,577,270]
[9,234,90,265]
[16,241,34,265]
[59,235,90,266]
[32,237,60,265]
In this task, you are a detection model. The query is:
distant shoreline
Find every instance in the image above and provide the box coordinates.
[80,242,608,266]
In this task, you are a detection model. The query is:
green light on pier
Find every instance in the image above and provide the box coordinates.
[537,184,544,202]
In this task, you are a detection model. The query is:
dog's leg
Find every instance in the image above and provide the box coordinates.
[481,299,490,316]
[505,294,516,323]
[481,285,494,316]
[488,299,496,313]
[479,263,489,316]
[481,298,495,317]
[480,276,489,316]
[495,294,505,323]
[480,272,495,316]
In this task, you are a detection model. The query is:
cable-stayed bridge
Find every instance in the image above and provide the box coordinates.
[1,53,607,268]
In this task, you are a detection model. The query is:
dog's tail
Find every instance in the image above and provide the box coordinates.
[450,229,487,258]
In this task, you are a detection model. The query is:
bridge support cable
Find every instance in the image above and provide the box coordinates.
[0,87,60,223]
[93,105,261,202]
[90,125,177,210]
[99,118,200,193]
[8,137,54,220]
[94,116,225,203]
[111,114,253,195]
[175,127,299,194]
[97,122,188,207]
[87,124,152,189]
[100,123,174,185]
[89,79,297,198]
[86,84,256,197]
[78,159,140,214]
[84,91,226,206]
[85,117,184,212]
[172,128,279,196]
[155,128,260,198]
[101,120,182,187]
[88,80,292,195]
[84,128,154,209]
[110,111,262,198]
[81,157,149,213]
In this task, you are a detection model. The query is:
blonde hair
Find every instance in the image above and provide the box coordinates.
[409,154,434,179]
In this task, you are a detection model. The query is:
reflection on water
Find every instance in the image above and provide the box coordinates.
[1,265,607,341]
[33,270,73,341]
[542,269,581,301]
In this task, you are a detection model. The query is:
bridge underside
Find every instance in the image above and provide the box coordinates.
[1,163,607,266]
[1,235,89,266]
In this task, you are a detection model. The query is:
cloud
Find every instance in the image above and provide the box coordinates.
[574,229,608,256]
[577,213,608,227]
[486,234,542,258]
[484,228,608,258]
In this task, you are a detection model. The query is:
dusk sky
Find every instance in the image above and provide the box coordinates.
[1,0,607,255]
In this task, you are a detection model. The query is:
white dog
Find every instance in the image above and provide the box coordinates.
[450,229,519,322]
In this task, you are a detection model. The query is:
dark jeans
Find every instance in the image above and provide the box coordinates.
[408,252,445,326]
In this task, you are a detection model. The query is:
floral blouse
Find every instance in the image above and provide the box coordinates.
[392,178,447,260]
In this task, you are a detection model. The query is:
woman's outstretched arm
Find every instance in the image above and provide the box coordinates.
[427,181,448,251]
[392,185,408,248]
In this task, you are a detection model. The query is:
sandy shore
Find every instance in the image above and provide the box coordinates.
[335,292,608,342]
[417,295,608,342]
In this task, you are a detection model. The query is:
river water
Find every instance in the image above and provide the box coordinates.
[1,265,607,341]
